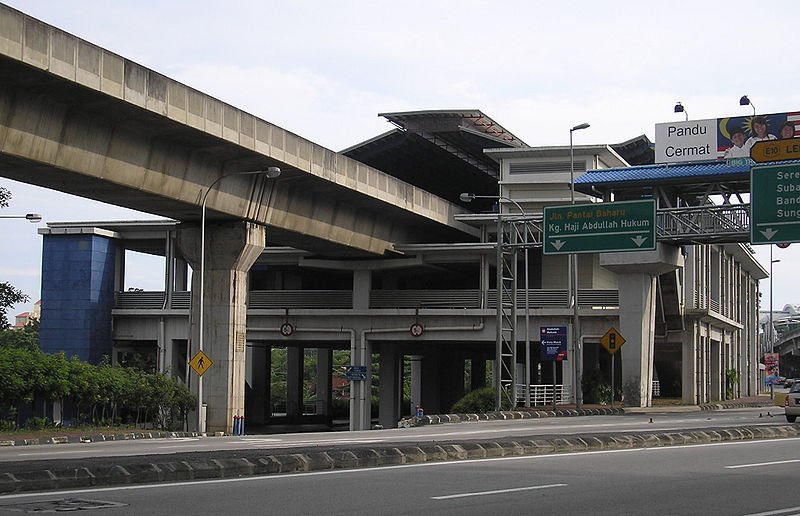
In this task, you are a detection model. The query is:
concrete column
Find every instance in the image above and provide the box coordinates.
[353,270,371,310]
[617,273,657,407]
[471,355,486,391]
[711,338,721,401]
[316,348,333,425]
[247,344,269,424]
[421,348,442,414]
[441,352,465,414]
[286,346,304,423]
[681,324,698,404]
[350,334,372,431]
[176,222,265,433]
[409,355,422,416]
[378,347,401,428]
[600,245,682,408]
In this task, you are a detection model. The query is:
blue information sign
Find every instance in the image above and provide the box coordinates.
[345,365,368,381]
[540,326,568,362]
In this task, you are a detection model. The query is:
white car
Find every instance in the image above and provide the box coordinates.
[784,382,800,423]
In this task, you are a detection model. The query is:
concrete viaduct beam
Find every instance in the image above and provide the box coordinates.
[0,4,476,256]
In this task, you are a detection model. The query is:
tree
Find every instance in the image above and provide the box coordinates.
[0,187,31,330]
[0,282,28,330]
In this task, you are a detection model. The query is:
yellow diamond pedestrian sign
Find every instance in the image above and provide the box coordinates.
[189,350,213,376]
[601,327,625,355]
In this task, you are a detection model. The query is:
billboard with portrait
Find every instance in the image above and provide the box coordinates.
[655,111,800,164]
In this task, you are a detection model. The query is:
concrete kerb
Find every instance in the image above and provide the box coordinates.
[0,431,201,447]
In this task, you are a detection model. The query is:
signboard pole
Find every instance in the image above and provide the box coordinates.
[552,362,557,410]
[611,355,615,409]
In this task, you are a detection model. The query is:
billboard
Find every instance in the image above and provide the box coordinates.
[655,111,800,164]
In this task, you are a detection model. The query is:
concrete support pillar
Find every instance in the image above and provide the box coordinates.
[350,335,372,431]
[353,270,371,310]
[710,338,721,401]
[174,257,188,291]
[247,344,269,425]
[316,348,333,425]
[441,352,465,413]
[286,346,304,423]
[601,245,682,409]
[409,355,422,416]
[378,347,401,429]
[618,272,657,407]
[681,325,698,404]
[471,354,486,391]
[421,348,442,414]
[176,222,265,433]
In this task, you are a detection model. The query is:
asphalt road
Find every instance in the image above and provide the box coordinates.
[0,435,795,515]
[0,407,785,464]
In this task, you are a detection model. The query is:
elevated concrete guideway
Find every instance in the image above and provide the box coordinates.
[0,4,476,256]
[0,4,485,434]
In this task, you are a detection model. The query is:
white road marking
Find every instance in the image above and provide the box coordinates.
[431,483,568,500]
[742,506,800,516]
[725,459,800,469]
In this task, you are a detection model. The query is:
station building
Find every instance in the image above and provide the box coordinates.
[37,110,766,431]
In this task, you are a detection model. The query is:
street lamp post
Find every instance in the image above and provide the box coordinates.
[0,213,42,222]
[460,193,531,408]
[740,95,756,116]
[570,122,589,410]
[197,166,281,433]
[769,248,779,398]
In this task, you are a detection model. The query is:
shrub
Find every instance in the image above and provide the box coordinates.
[450,387,513,413]
[582,369,611,404]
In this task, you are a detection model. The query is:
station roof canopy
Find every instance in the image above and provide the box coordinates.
[342,110,527,205]
[573,159,800,205]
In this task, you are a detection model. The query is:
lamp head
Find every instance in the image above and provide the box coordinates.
[739,95,751,106]
[25,213,42,223]
[571,123,590,132]
[459,193,476,203]
[674,102,685,113]
[264,166,282,178]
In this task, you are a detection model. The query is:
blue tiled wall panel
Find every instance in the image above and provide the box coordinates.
[40,234,117,364]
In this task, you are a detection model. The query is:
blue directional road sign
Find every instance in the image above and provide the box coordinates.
[345,365,368,381]
[540,326,568,361]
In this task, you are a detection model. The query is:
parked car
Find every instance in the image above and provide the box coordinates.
[784,382,800,423]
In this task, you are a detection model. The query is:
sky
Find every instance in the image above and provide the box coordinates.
[2,0,800,318]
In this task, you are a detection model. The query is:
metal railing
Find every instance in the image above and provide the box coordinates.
[516,384,568,406]
[114,289,620,310]
[657,204,749,243]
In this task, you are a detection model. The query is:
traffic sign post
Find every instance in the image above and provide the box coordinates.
[543,200,656,255]
[540,326,567,410]
[600,328,626,408]
[751,163,800,245]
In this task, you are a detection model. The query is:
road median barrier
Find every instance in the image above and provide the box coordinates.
[1,423,798,495]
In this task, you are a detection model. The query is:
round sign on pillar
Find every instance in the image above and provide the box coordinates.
[280,322,294,337]
[777,242,791,249]
[410,323,424,337]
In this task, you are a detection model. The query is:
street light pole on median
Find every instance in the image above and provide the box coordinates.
[197,166,281,433]
[570,123,589,410]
